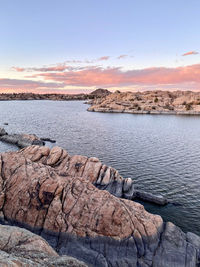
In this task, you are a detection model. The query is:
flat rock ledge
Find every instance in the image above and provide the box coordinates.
[0,128,48,148]
[0,146,199,266]
[88,107,200,115]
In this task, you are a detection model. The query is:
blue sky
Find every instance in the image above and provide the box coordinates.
[0,0,200,93]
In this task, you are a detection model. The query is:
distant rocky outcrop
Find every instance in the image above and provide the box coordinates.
[90,88,111,97]
[0,145,199,266]
[88,90,200,115]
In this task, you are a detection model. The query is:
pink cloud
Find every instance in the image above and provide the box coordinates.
[182,51,199,56]
[98,56,110,61]
[117,54,128,59]
[12,64,68,72]
[30,64,200,88]
[0,78,64,90]
[12,67,25,72]
[34,65,67,72]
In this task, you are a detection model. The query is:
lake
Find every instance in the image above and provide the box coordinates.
[0,100,200,235]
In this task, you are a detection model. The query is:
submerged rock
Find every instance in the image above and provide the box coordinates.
[41,137,56,143]
[0,145,199,266]
[0,128,7,136]
[135,190,168,205]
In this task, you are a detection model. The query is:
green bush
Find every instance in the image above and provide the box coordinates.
[185,103,192,111]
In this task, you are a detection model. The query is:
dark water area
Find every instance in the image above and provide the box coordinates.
[0,100,200,235]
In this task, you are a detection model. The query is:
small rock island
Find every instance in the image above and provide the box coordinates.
[88,90,200,115]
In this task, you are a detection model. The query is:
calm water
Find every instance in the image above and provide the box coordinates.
[0,100,200,235]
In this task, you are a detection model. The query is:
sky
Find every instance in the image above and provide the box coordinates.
[0,0,200,93]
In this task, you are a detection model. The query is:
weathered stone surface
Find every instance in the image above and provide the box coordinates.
[21,145,135,200]
[0,146,199,266]
[20,145,166,205]
[0,224,87,267]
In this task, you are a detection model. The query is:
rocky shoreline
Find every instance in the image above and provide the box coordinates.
[87,90,200,115]
[0,128,168,206]
[0,89,111,102]
[0,93,90,101]
[88,108,200,115]
[0,145,199,266]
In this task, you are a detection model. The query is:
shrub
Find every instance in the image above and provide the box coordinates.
[154,97,158,103]
[185,103,192,111]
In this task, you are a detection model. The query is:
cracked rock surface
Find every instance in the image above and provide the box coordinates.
[0,224,87,266]
[0,145,199,266]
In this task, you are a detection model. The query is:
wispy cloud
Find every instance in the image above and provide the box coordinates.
[117,54,128,59]
[98,56,110,61]
[12,67,25,72]
[182,51,199,56]
[12,64,68,72]
[0,78,64,90]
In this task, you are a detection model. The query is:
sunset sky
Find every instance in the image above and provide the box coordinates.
[0,0,200,93]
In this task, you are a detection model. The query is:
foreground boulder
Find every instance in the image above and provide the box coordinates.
[0,224,87,266]
[0,146,199,266]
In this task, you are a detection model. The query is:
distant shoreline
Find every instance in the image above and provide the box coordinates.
[0,88,110,101]
[88,108,200,115]
[0,93,91,101]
